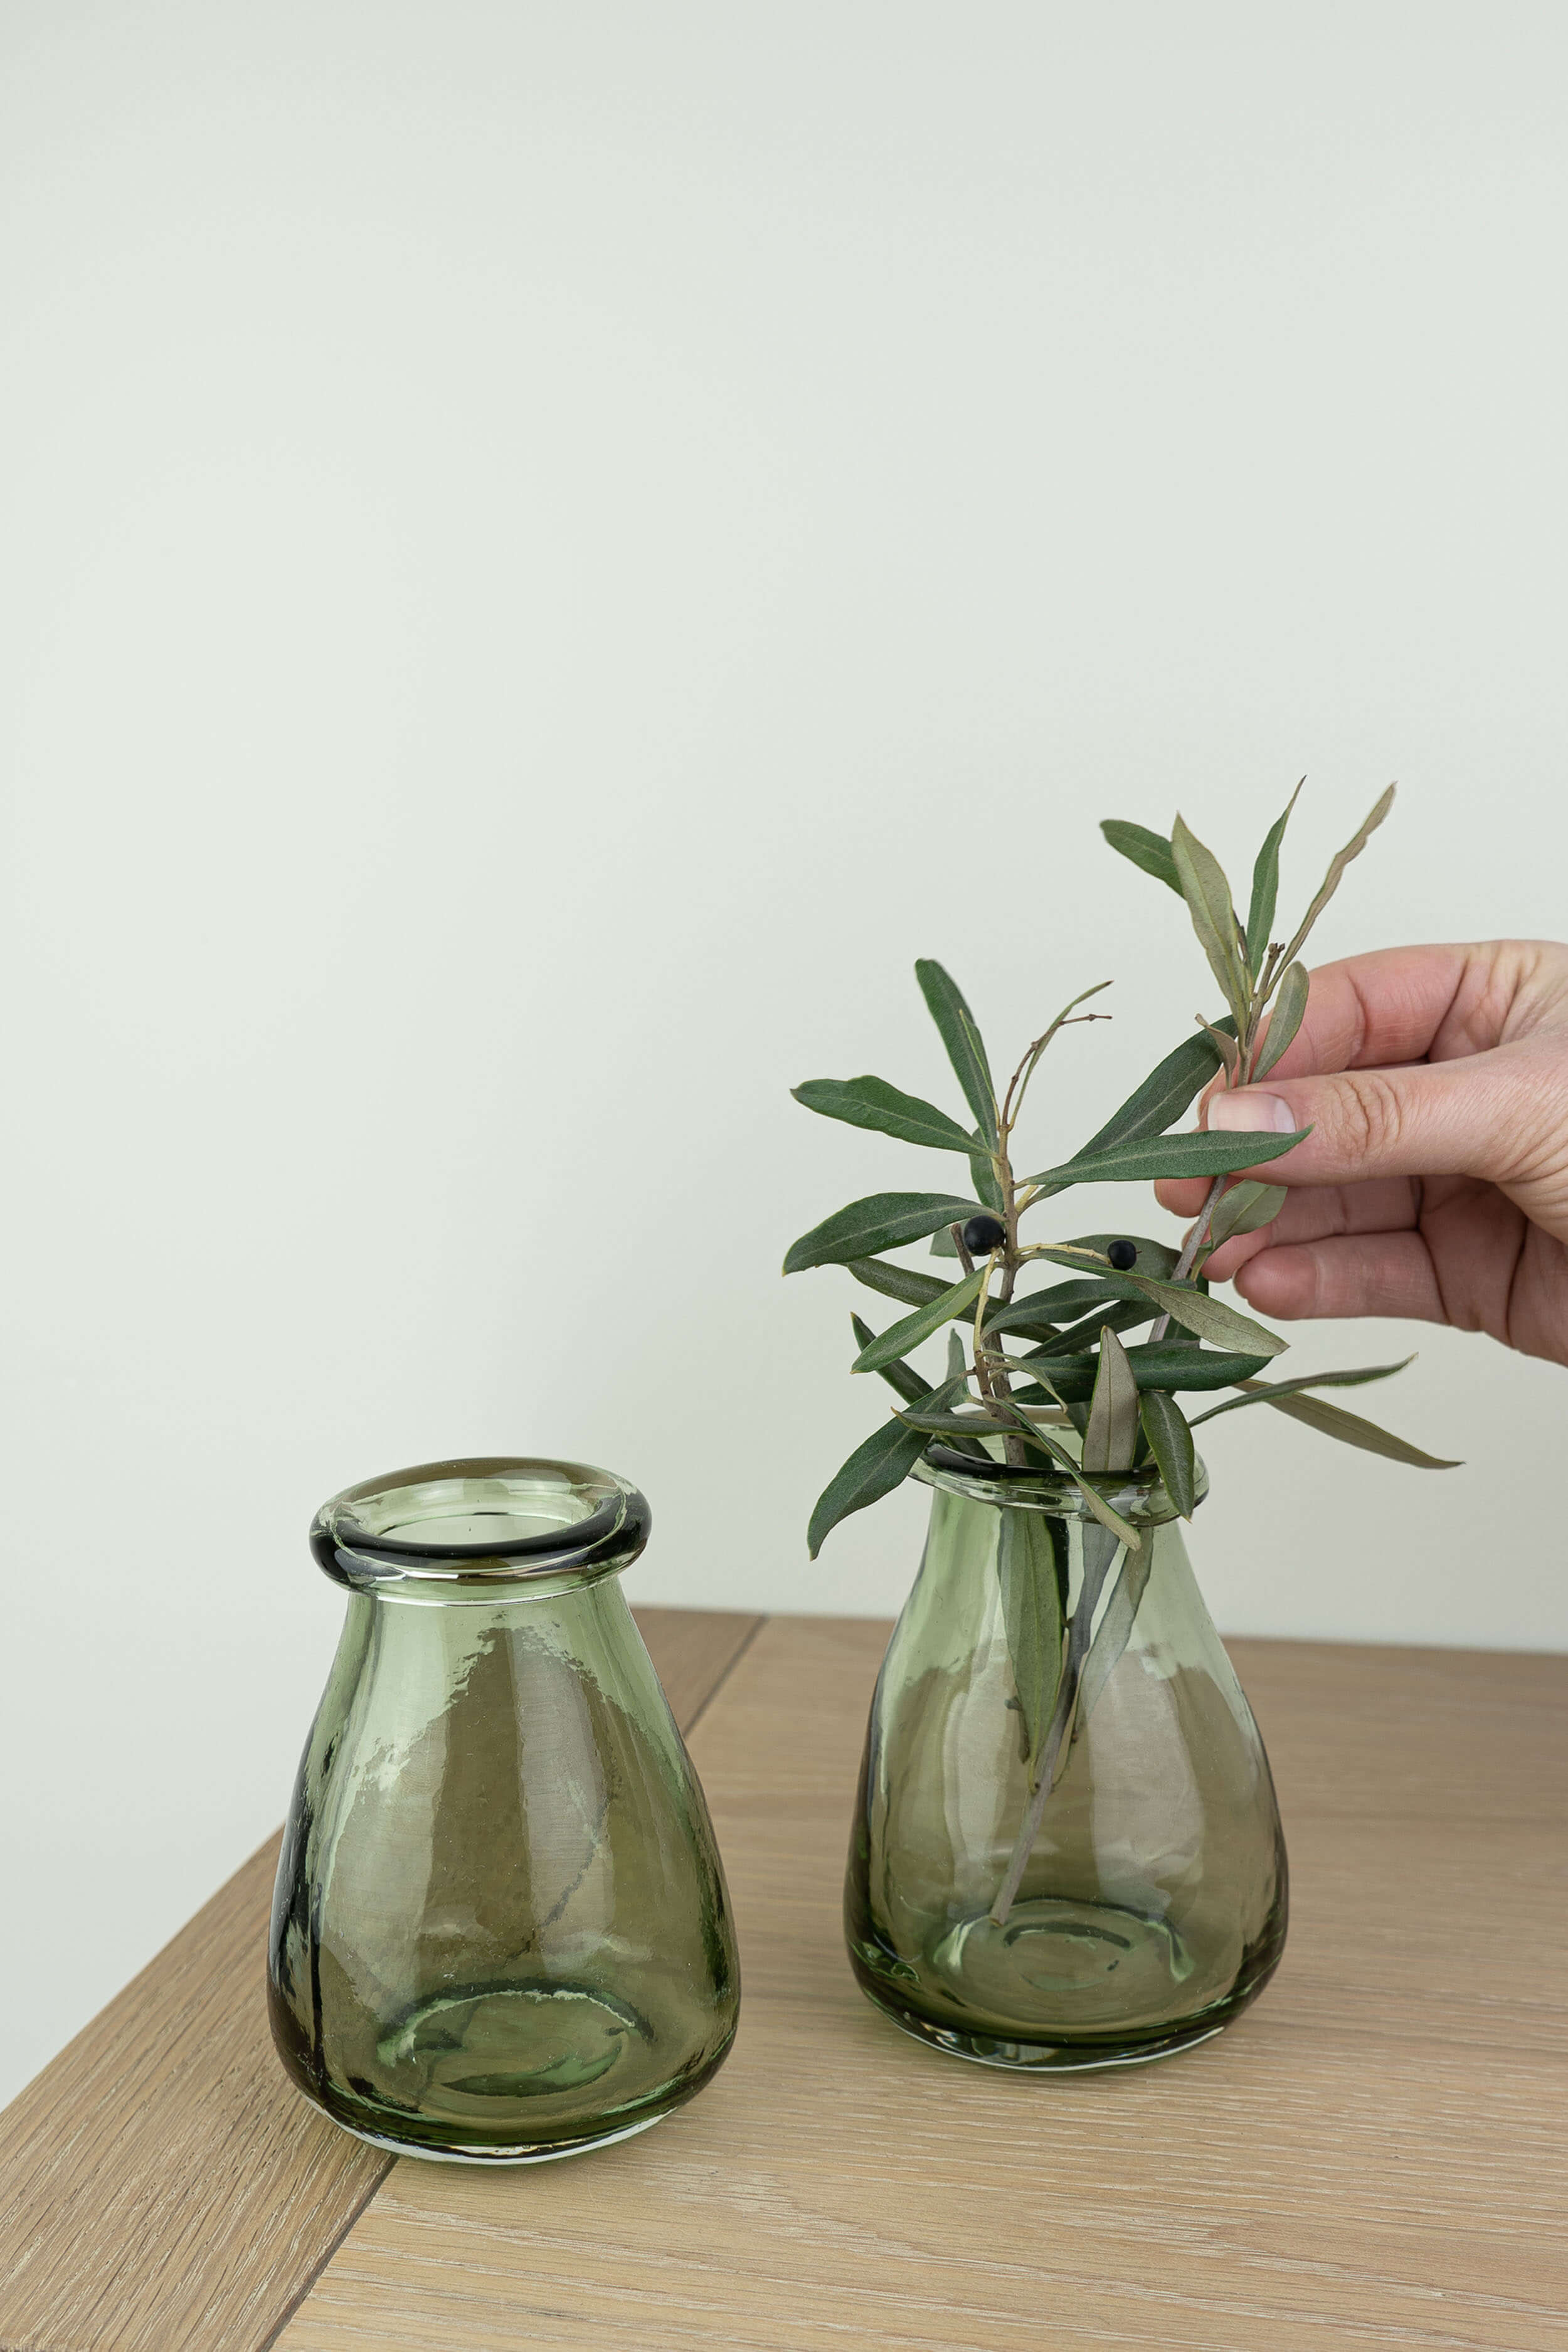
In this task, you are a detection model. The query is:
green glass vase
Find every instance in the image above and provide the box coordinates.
[268,1457,739,2163]
[845,1444,1287,2070]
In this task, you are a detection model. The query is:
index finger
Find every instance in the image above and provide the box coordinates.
[1254,941,1517,1083]
[1153,943,1496,1219]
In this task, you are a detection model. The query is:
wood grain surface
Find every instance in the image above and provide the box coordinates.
[0,1606,763,2352]
[273,1620,1568,2352]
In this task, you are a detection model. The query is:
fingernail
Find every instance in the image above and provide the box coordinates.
[1207,1090,1296,1135]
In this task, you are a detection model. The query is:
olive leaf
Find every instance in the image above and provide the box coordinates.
[1204,1180,1288,1249]
[970,1147,1006,1215]
[1197,1017,1240,1081]
[1128,1342,1273,1389]
[1039,1514,1127,1782]
[997,1508,1066,1771]
[985,1305,1064,1345]
[791,1076,980,1153]
[1120,1274,1286,1358]
[915,960,999,1150]
[896,1405,1013,1435]
[1251,960,1309,1083]
[1216,1377,1459,1466]
[1245,779,1304,969]
[852,1269,986,1372]
[806,1372,970,1556]
[984,1278,1123,1335]
[1051,1020,1237,1184]
[784,1192,980,1273]
[841,1316,985,1458]
[930,1222,959,1258]
[1280,784,1396,968]
[1071,1545,1153,1745]
[847,1256,950,1311]
[1025,1300,1153,1360]
[1186,1357,1414,1424]
[1083,1326,1140,1473]
[1014,1343,1273,1400]
[1170,815,1251,1025]
[1099,818,1183,894]
[992,1254,1192,1331]
[806,1416,924,1559]
[1022,1122,1310,1192]
[849,1312,933,1408]
[991,1399,1142,1549]
[1137,1387,1196,1517]
[1046,1232,1185,1279]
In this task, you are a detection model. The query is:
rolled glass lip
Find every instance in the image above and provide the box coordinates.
[311,1455,651,1589]
[915,1441,1208,1524]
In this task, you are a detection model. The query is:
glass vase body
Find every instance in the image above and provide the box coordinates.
[845,1449,1286,2070]
[268,1458,739,2163]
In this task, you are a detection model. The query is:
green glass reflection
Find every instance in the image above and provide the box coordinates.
[268,1458,739,2163]
[845,1451,1286,2070]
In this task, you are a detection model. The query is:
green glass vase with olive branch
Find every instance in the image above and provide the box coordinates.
[845,1436,1286,2067]
[787,782,1458,2069]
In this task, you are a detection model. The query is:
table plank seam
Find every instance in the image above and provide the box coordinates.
[680,1614,769,1739]
[253,2154,397,2352]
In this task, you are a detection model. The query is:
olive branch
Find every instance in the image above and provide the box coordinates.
[785,781,1458,1924]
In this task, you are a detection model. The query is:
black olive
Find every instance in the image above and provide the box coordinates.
[1106,1239,1138,1271]
[961,1214,1007,1254]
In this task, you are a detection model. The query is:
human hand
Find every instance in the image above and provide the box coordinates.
[1155,941,1568,1369]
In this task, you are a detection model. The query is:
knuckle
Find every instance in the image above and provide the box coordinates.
[1295,1245,1329,1318]
[1332,1068,1406,1162]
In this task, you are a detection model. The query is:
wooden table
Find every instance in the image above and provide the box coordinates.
[3,1610,1565,2351]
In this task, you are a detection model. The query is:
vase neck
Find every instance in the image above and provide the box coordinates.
[913,1446,1207,1530]
[310,1457,650,1599]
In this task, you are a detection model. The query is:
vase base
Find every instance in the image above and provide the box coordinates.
[273,1995,738,2166]
[857,1981,1229,2072]
[301,2091,670,2166]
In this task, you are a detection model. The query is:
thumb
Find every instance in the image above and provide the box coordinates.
[1205,1048,1539,1187]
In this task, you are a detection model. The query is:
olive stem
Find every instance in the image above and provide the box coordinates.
[1147,1173,1227,1343]
[988,1534,1126,1925]
[1147,1029,1252,1342]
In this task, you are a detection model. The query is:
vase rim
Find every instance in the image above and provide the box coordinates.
[914,1441,1208,1525]
[310,1456,650,1592]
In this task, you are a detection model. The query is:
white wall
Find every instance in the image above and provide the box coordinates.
[4,2,1566,2104]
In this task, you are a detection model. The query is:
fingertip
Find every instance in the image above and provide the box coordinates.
[1200,1230,1268,1285]
[1155,1178,1214,1216]
[1233,1246,1316,1319]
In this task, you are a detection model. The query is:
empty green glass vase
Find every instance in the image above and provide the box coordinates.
[268,1457,739,2163]
[845,1445,1287,2071]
